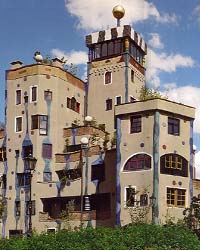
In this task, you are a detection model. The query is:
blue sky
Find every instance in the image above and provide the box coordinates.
[1,0,200,173]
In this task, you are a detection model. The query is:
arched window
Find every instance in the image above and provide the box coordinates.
[160,154,188,177]
[123,154,151,171]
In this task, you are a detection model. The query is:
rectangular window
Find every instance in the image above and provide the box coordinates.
[125,187,136,207]
[39,115,48,135]
[16,90,21,105]
[140,194,148,206]
[67,97,71,108]
[31,115,39,129]
[116,96,121,105]
[26,200,36,215]
[44,90,52,101]
[165,155,182,170]
[106,99,112,111]
[0,147,6,161]
[167,188,186,207]
[31,86,37,102]
[15,117,22,132]
[42,143,52,159]
[168,117,180,136]
[15,201,21,216]
[130,115,142,133]
[105,72,112,84]
[17,173,30,186]
[131,70,134,82]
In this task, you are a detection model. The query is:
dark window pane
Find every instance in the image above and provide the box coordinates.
[101,43,107,57]
[108,42,114,56]
[105,72,112,84]
[42,144,52,159]
[130,115,142,133]
[124,154,151,171]
[16,90,21,105]
[16,117,22,132]
[31,87,37,102]
[106,99,112,110]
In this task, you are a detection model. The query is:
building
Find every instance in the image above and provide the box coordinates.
[0,5,198,237]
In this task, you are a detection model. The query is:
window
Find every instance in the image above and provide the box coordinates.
[101,43,108,57]
[106,98,112,111]
[131,70,134,82]
[0,147,6,161]
[16,90,21,105]
[66,97,80,113]
[167,188,186,207]
[160,154,188,177]
[44,90,52,101]
[31,86,37,102]
[43,172,52,182]
[15,117,22,132]
[26,200,36,215]
[168,117,180,135]
[15,201,21,216]
[105,72,112,84]
[91,163,105,182]
[31,115,48,135]
[125,186,136,207]
[116,96,122,105]
[124,154,151,171]
[17,173,29,186]
[140,194,148,206]
[130,115,141,133]
[42,143,52,159]
[108,42,114,56]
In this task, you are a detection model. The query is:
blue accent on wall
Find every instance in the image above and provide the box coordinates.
[14,152,20,226]
[189,120,194,201]
[72,128,77,145]
[91,153,104,188]
[42,98,52,181]
[116,117,121,226]
[65,154,70,170]
[153,111,160,224]
[124,52,130,103]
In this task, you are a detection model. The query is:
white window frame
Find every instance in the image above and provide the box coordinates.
[104,71,112,85]
[124,185,136,208]
[16,89,22,105]
[15,116,23,133]
[30,85,38,103]
[115,95,122,105]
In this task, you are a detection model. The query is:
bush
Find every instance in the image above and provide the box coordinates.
[0,224,200,250]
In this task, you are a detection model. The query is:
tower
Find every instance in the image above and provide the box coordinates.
[86,5,147,133]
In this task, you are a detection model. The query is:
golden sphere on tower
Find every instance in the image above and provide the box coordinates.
[112,5,125,20]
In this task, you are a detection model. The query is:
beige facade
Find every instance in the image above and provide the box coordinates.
[115,99,195,225]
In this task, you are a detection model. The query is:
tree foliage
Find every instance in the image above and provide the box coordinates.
[0,224,200,250]
[183,196,200,238]
[139,86,167,101]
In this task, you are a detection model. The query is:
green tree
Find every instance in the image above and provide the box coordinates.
[139,86,167,101]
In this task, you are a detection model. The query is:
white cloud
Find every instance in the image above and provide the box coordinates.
[146,48,195,88]
[148,33,164,49]
[193,4,200,16]
[65,0,178,31]
[51,48,88,65]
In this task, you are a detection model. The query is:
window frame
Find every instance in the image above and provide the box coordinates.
[30,86,38,103]
[166,187,186,208]
[106,98,112,111]
[15,116,23,133]
[44,90,52,101]
[104,71,112,85]
[42,143,52,159]
[16,89,22,105]
[124,186,136,207]
[168,117,180,136]
[31,115,48,135]
[130,115,142,133]
[115,96,122,105]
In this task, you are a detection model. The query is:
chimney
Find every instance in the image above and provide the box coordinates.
[52,58,63,69]
[10,61,23,70]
